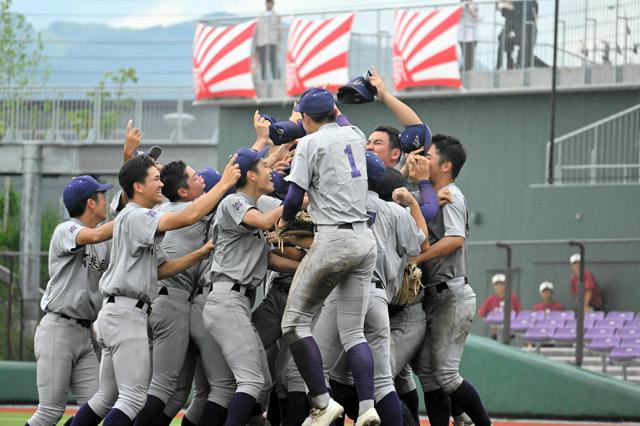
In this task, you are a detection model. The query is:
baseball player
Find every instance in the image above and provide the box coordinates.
[26,176,114,426]
[410,134,491,426]
[276,87,379,425]
[201,147,290,426]
[133,160,210,425]
[70,154,240,426]
[316,152,429,426]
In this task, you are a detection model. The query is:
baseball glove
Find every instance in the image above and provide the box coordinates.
[391,261,424,306]
[274,211,315,251]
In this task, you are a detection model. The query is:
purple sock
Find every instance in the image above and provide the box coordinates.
[398,390,419,423]
[345,342,375,403]
[70,404,102,426]
[103,408,132,426]
[224,392,256,426]
[133,395,165,426]
[376,392,402,426]
[450,380,491,426]
[289,337,329,398]
[423,389,451,426]
[197,401,226,426]
[285,392,310,426]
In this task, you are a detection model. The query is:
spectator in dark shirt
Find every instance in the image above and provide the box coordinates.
[532,281,565,312]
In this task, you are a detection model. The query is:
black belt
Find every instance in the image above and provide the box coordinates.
[58,313,92,329]
[373,280,384,290]
[106,295,151,315]
[433,277,468,294]
[158,287,169,296]
[314,223,354,232]
[231,282,255,299]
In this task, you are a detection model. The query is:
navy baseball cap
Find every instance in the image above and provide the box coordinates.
[234,147,269,176]
[337,75,376,104]
[134,145,162,160]
[63,175,113,209]
[298,88,335,115]
[400,124,432,153]
[269,120,306,145]
[260,113,278,124]
[365,152,385,185]
[199,167,222,193]
[270,171,290,200]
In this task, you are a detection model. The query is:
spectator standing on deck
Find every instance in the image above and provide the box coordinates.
[256,0,281,80]
[570,253,603,312]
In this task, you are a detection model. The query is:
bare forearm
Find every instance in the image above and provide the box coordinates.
[407,200,429,251]
[412,236,463,264]
[157,250,206,280]
[76,221,115,245]
[268,252,300,273]
[379,92,421,126]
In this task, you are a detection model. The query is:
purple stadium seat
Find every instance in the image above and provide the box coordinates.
[530,310,546,320]
[511,317,535,333]
[516,310,534,320]
[586,337,620,352]
[484,309,515,325]
[610,346,640,362]
[586,312,605,321]
[537,318,566,328]
[584,327,617,340]
[553,327,577,342]
[596,318,627,328]
[625,318,640,328]
[621,337,640,348]
[547,310,575,320]
[524,326,556,343]
[606,311,635,321]
[616,328,640,339]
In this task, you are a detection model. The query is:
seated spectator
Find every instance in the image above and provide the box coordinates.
[570,253,602,312]
[478,273,523,317]
[532,281,565,313]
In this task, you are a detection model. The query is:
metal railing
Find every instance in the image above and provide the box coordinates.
[0,87,217,144]
[545,103,640,185]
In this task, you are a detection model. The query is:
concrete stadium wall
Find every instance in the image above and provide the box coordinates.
[213,87,640,332]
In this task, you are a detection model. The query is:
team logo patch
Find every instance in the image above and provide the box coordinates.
[232,200,244,212]
[69,224,78,234]
[367,211,377,227]
[146,209,158,218]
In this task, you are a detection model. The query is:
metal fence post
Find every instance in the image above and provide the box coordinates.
[569,241,585,367]
[497,242,513,345]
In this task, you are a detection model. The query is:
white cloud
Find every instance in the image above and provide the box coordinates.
[109,0,211,29]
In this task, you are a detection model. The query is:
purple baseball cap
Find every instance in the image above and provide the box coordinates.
[63,175,113,209]
[298,88,335,115]
[270,171,290,200]
[134,145,162,160]
[234,147,269,176]
[400,124,431,153]
[365,151,385,185]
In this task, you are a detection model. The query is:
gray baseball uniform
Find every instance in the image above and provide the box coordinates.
[28,219,110,426]
[413,183,476,394]
[146,201,208,406]
[317,191,424,403]
[85,202,167,421]
[203,191,272,400]
[281,122,377,412]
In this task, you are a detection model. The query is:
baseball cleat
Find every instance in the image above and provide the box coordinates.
[302,398,344,426]
[355,407,381,426]
[453,413,474,426]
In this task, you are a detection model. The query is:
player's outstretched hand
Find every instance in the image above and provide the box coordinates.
[289,103,302,123]
[219,154,241,189]
[369,66,387,100]
[198,239,215,259]
[123,119,142,162]
[408,154,430,181]
[392,187,417,207]
[254,110,271,140]
[438,187,452,206]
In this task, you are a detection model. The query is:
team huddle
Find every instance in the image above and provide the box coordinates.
[27,69,492,426]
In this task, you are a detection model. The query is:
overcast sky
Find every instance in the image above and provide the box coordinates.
[12,0,460,30]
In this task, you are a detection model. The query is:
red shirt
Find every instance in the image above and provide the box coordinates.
[478,294,522,317]
[570,269,602,309]
[532,302,565,312]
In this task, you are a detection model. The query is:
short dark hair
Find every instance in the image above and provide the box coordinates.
[431,134,466,179]
[118,156,156,199]
[67,192,101,218]
[377,168,407,201]
[160,160,188,202]
[372,125,401,152]
[303,111,337,125]
[236,159,260,189]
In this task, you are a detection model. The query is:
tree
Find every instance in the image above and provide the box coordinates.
[0,0,48,87]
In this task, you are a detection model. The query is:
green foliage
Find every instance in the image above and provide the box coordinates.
[0,185,20,251]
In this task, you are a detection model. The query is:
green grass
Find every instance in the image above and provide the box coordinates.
[0,411,184,425]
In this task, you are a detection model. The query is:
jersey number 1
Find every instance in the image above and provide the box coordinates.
[344,144,362,178]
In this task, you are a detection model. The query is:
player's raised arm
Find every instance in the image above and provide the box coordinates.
[157,155,241,232]
[157,240,214,280]
[369,67,422,127]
